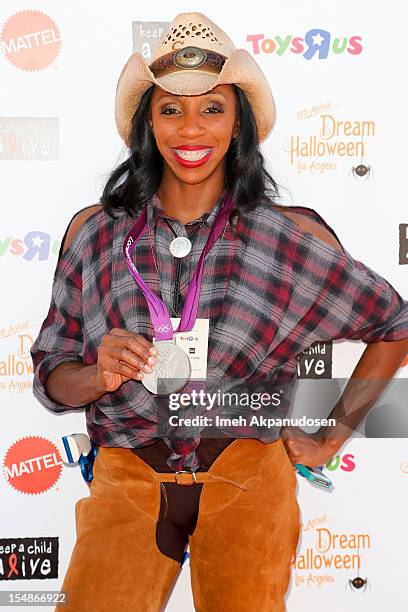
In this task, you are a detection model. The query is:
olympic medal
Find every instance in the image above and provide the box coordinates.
[142,341,191,395]
[169,236,192,258]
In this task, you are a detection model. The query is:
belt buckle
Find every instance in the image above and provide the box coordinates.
[175,470,197,485]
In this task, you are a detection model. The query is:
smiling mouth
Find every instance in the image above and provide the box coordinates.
[172,147,213,161]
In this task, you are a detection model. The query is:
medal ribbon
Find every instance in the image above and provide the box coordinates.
[123,191,234,341]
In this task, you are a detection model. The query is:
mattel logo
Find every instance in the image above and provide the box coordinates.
[0,10,61,72]
[2,436,63,495]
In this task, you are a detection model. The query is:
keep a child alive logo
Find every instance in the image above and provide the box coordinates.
[0,537,59,580]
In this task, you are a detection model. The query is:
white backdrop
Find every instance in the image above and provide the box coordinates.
[1,1,407,611]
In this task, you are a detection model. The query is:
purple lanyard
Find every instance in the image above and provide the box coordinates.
[123,191,234,341]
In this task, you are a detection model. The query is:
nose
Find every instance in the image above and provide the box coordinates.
[177,108,206,139]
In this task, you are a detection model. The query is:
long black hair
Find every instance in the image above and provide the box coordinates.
[100,84,284,220]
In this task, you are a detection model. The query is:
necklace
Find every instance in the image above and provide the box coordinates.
[163,217,206,258]
[146,211,229,318]
[169,236,192,258]
[164,218,206,313]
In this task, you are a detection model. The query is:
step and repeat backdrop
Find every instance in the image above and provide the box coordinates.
[1,1,407,611]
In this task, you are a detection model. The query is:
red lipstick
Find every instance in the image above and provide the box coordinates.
[171,145,213,168]
[175,145,211,150]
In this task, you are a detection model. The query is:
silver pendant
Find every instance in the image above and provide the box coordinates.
[169,236,192,258]
[142,340,191,395]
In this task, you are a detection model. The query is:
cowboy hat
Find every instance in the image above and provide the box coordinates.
[114,11,276,146]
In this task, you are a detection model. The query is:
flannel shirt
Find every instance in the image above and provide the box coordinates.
[30,191,408,471]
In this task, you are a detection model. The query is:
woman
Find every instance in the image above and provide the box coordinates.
[30,12,408,612]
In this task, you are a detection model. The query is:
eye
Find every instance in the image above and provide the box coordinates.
[204,103,224,114]
[158,102,225,115]
[160,106,180,115]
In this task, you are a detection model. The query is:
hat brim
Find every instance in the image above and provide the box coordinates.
[115,48,276,146]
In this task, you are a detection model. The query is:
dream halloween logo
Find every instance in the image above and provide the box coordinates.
[246,29,363,59]
[284,102,375,176]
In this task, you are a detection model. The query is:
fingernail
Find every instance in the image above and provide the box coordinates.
[147,356,156,365]
[143,364,153,373]
[149,346,158,355]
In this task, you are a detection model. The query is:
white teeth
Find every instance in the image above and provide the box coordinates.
[174,147,212,161]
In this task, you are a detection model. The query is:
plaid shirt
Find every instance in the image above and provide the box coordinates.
[31,191,408,471]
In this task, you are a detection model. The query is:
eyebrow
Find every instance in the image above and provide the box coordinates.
[155,91,228,103]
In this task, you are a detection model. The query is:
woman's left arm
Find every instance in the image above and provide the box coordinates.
[319,337,408,449]
[280,209,408,466]
[283,338,408,467]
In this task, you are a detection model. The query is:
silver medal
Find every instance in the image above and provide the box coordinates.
[142,340,191,395]
[169,236,192,258]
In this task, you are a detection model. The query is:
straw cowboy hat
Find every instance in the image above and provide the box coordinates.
[114,11,276,147]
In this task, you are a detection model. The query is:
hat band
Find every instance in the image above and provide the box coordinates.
[149,47,227,78]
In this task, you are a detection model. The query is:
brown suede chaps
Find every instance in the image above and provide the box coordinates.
[56,437,300,611]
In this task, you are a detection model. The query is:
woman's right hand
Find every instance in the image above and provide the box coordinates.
[95,328,158,393]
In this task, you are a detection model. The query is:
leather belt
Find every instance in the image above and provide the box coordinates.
[156,470,247,490]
